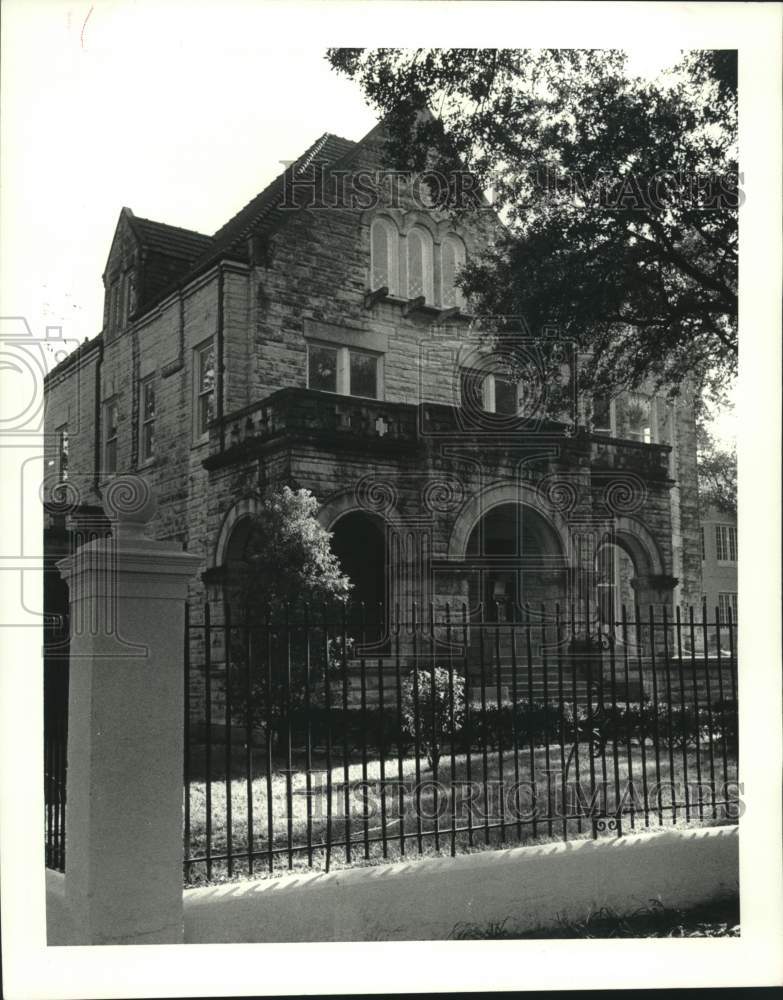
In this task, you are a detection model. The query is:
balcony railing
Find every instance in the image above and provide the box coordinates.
[206,388,419,464]
[589,434,671,479]
[207,387,671,482]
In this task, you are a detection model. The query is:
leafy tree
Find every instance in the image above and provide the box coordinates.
[327,48,738,404]
[696,425,737,515]
[240,486,351,613]
[227,487,351,746]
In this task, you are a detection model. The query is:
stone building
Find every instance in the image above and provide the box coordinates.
[43,121,703,681]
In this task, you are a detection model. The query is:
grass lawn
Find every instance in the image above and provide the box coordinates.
[450,895,740,938]
[184,739,738,885]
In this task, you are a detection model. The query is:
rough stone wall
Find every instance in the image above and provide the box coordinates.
[43,341,103,511]
[43,122,705,722]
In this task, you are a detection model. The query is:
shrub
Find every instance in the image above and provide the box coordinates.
[401,667,466,770]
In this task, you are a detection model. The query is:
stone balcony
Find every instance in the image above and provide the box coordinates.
[205,387,672,482]
[204,388,420,468]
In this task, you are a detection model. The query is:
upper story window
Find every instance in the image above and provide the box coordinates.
[623,395,652,443]
[307,342,381,400]
[407,227,434,303]
[700,526,705,560]
[441,234,467,309]
[194,339,216,441]
[103,398,118,475]
[592,394,614,437]
[106,279,120,336]
[140,376,156,463]
[460,367,522,416]
[715,523,737,563]
[56,424,69,482]
[126,270,137,319]
[370,217,399,295]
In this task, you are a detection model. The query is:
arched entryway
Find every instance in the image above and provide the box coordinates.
[464,501,567,620]
[329,510,387,619]
[595,533,638,627]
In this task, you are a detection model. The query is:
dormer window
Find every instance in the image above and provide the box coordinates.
[126,270,137,319]
[442,234,467,309]
[370,217,399,294]
[407,227,434,303]
[107,278,121,336]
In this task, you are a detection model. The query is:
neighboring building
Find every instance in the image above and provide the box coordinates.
[700,507,738,621]
[43,121,704,691]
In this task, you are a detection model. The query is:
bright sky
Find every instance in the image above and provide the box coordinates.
[0,1,687,344]
[0,3,733,444]
[1,3,377,348]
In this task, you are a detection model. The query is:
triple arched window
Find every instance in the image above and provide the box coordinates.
[441,234,467,310]
[370,217,399,296]
[369,217,467,310]
[406,227,434,303]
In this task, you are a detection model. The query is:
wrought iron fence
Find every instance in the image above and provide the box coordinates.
[183,602,738,885]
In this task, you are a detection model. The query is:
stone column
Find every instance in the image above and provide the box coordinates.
[56,480,201,945]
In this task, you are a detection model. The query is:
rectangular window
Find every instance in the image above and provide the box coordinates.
[308,343,339,393]
[718,592,738,621]
[592,395,613,437]
[126,270,137,318]
[56,424,69,482]
[110,279,121,333]
[103,398,118,475]
[715,524,737,562]
[348,349,378,399]
[194,340,216,439]
[307,343,380,399]
[140,377,156,463]
[700,526,705,560]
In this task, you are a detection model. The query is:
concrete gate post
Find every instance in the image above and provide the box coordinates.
[55,480,201,945]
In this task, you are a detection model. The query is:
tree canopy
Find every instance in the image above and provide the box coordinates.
[696,424,737,516]
[327,48,738,405]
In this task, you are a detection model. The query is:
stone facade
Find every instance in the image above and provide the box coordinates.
[44,121,703,699]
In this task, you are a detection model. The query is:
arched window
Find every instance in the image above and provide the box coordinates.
[442,234,467,309]
[370,217,398,295]
[407,227,434,303]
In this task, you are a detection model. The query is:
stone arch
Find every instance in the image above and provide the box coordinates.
[316,486,404,533]
[401,209,440,239]
[359,207,405,234]
[212,497,263,571]
[447,480,570,561]
[612,515,666,577]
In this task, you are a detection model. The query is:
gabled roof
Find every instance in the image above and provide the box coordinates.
[204,132,358,260]
[136,131,359,315]
[128,214,214,262]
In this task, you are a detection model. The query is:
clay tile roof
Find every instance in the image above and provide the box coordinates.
[136,131,358,314]
[209,131,357,251]
[129,216,214,261]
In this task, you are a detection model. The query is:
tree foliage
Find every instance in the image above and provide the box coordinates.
[696,425,737,515]
[241,486,351,611]
[327,48,738,402]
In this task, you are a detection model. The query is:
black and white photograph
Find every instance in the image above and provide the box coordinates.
[0,1,780,996]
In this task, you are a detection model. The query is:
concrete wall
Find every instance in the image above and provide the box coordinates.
[182,825,738,943]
